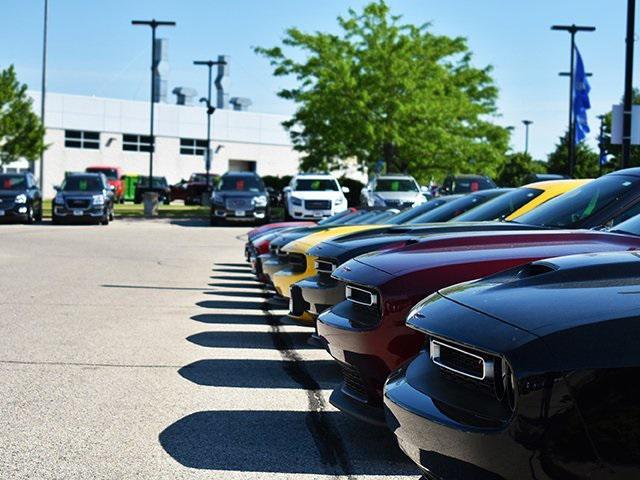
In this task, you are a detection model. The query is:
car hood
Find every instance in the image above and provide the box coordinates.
[281,225,386,254]
[59,191,100,197]
[0,189,26,197]
[436,250,640,338]
[289,190,344,200]
[374,191,421,201]
[352,230,640,276]
[215,191,266,198]
[249,221,314,239]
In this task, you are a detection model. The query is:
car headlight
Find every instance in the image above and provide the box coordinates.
[14,194,27,204]
[291,196,302,206]
[211,193,224,205]
[334,197,344,205]
[54,193,64,205]
[92,195,105,206]
[253,195,268,207]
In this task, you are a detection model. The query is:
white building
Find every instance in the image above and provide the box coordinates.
[6,92,303,197]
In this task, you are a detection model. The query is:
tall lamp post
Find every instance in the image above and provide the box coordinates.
[522,120,533,154]
[194,59,227,189]
[597,114,607,176]
[551,24,596,177]
[131,19,176,194]
[622,0,636,169]
[38,0,48,190]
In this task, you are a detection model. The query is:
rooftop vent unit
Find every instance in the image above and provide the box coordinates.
[173,87,198,106]
[230,97,252,111]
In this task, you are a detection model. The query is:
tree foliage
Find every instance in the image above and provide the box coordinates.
[496,152,546,187]
[255,1,510,183]
[0,65,45,165]
[547,131,599,178]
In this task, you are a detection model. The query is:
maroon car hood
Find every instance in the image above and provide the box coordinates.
[353,230,640,275]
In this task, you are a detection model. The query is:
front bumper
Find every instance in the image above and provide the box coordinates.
[289,204,346,220]
[272,255,316,299]
[290,275,345,317]
[0,203,29,219]
[212,206,266,222]
[54,204,106,219]
[261,254,289,284]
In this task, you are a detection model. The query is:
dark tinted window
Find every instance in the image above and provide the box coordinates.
[65,130,100,149]
[218,175,265,192]
[454,187,543,222]
[86,168,118,180]
[445,176,496,193]
[409,191,506,223]
[385,198,451,225]
[189,174,208,183]
[294,178,338,191]
[62,176,103,191]
[375,178,418,192]
[138,177,168,188]
[514,175,640,228]
[0,174,27,190]
[318,210,357,225]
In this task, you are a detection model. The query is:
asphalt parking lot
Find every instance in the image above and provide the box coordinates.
[0,219,418,479]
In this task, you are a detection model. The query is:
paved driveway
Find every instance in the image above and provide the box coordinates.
[0,219,418,479]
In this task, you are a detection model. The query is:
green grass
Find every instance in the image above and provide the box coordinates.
[43,200,209,218]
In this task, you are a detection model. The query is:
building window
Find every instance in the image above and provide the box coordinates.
[180,138,208,156]
[64,130,100,149]
[122,134,153,152]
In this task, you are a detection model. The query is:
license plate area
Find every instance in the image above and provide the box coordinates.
[235,210,246,217]
[73,209,83,216]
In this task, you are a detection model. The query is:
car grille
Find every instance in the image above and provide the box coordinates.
[343,283,381,328]
[225,198,252,210]
[431,339,486,380]
[289,284,309,316]
[346,285,377,306]
[384,199,413,208]
[66,198,91,209]
[288,253,307,272]
[339,361,369,401]
[315,259,336,274]
[0,195,16,207]
[305,199,331,210]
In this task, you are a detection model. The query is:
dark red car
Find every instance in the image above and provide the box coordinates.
[86,166,123,202]
[317,228,640,425]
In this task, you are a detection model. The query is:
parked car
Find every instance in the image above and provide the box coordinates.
[316,168,640,425]
[85,166,123,203]
[52,173,114,225]
[291,179,588,323]
[120,174,140,203]
[385,248,640,479]
[441,174,496,194]
[360,175,425,209]
[134,176,171,204]
[0,172,43,224]
[171,173,219,205]
[284,173,349,220]
[210,172,269,226]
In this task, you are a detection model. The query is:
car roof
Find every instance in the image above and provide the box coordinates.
[222,171,258,177]
[86,165,121,170]
[524,178,592,190]
[68,172,102,178]
[610,167,640,177]
[294,173,335,179]
[447,174,491,179]
[374,175,416,180]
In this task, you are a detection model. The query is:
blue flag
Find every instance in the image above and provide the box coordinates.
[573,46,591,144]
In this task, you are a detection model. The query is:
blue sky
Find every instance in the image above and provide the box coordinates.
[1,0,636,161]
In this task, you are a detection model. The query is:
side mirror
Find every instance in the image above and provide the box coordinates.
[283,186,291,193]
[53,185,60,192]
[420,185,429,193]
[341,186,350,194]
[266,187,275,194]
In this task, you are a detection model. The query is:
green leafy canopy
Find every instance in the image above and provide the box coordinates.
[255,1,510,182]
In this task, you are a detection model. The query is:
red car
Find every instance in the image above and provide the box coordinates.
[86,166,123,202]
[317,228,640,425]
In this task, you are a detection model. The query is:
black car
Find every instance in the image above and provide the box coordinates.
[441,174,497,194]
[134,176,171,204]
[210,172,270,226]
[52,173,114,225]
[0,172,42,224]
[384,246,640,479]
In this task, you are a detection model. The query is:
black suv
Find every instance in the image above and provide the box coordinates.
[441,174,497,194]
[210,172,270,226]
[0,172,43,224]
[52,173,115,225]
[134,176,171,204]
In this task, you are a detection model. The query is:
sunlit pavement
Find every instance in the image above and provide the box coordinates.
[0,219,418,479]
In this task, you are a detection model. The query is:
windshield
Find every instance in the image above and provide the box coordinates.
[294,178,339,191]
[190,174,208,183]
[610,213,640,236]
[318,209,355,225]
[86,168,118,180]
[453,187,543,222]
[514,175,640,228]
[218,175,265,192]
[409,191,506,223]
[447,176,496,193]
[138,177,168,188]
[0,174,27,191]
[62,176,103,192]
[385,198,451,225]
[375,178,418,192]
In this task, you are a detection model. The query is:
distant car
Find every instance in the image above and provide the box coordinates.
[284,173,349,220]
[134,176,171,204]
[385,249,640,479]
[85,166,123,203]
[52,173,114,225]
[171,173,219,205]
[210,172,270,226]
[360,175,426,209]
[0,172,43,224]
[441,174,497,194]
[120,174,140,203]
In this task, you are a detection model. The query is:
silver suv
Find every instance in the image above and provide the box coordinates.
[360,175,425,209]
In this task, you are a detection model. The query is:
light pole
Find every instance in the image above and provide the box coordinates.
[131,19,176,193]
[597,114,607,176]
[194,59,227,189]
[551,24,596,177]
[522,120,533,154]
[38,0,48,190]
[622,0,636,169]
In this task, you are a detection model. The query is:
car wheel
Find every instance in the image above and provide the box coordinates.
[209,215,220,227]
[51,214,60,225]
[100,215,109,226]
[35,207,43,222]
[109,209,114,221]
[25,206,34,225]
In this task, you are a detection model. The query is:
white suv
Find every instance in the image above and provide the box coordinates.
[283,174,349,220]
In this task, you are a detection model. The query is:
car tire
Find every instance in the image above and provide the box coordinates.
[35,207,43,222]
[210,215,220,227]
[51,214,60,225]
[100,215,109,226]
[284,206,293,221]
[25,206,34,225]
[109,208,115,221]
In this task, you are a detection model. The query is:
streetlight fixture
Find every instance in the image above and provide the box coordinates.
[131,19,176,197]
[522,120,533,154]
[38,0,48,191]
[622,0,636,169]
[194,59,227,189]
[551,24,596,177]
[597,114,607,176]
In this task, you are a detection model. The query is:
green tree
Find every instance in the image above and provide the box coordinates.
[0,65,45,166]
[255,1,510,183]
[496,152,546,187]
[547,131,599,178]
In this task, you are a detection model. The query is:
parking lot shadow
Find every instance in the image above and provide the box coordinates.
[159,410,417,475]
[211,267,252,274]
[210,275,256,282]
[179,359,340,389]
[204,290,271,298]
[214,263,249,268]
[208,282,264,289]
[190,313,268,325]
[187,331,317,350]
[196,299,265,310]
[168,218,210,227]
